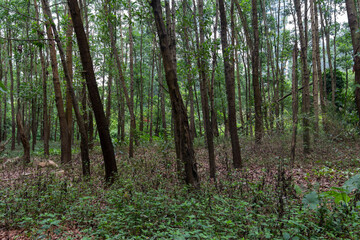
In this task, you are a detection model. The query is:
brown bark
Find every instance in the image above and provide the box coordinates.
[149,38,156,142]
[310,0,319,133]
[290,44,299,163]
[182,0,196,140]
[151,0,199,188]
[294,0,311,154]
[139,21,144,133]
[197,0,216,179]
[251,0,263,143]
[158,53,167,140]
[219,0,242,168]
[42,0,91,177]
[65,8,73,147]
[17,108,30,164]
[105,1,136,158]
[42,0,72,164]
[209,1,219,137]
[8,30,15,151]
[68,0,117,182]
[345,0,360,122]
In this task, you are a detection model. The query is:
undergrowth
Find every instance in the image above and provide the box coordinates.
[1,132,360,239]
[1,167,360,239]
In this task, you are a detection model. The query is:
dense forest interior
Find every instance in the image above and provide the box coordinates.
[1,0,360,238]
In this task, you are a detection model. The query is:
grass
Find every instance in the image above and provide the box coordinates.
[1,129,360,239]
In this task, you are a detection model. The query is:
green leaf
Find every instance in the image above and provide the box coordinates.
[302,191,319,210]
[0,81,7,93]
[282,232,291,240]
[343,174,360,194]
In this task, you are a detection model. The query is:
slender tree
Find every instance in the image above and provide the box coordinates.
[67,0,117,183]
[294,0,311,154]
[345,0,360,122]
[151,0,199,188]
[219,0,242,168]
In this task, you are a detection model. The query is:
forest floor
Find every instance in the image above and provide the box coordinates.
[1,131,360,239]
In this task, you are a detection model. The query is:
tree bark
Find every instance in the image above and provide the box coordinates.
[8,30,15,151]
[67,0,117,182]
[42,0,72,164]
[105,1,136,158]
[345,0,360,122]
[219,0,242,168]
[294,0,311,154]
[17,107,30,164]
[151,0,199,188]
[251,0,263,143]
[290,44,299,163]
[197,0,216,180]
[310,0,319,134]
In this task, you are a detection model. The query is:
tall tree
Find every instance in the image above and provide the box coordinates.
[294,0,311,154]
[219,0,242,168]
[310,0,319,133]
[8,30,15,151]
[42,0,72,164]
[197,0,216,179]
[105,1,136,158]
[150,0,199,188]
[345,0,360,122]
[67,0,117,183]
[251,0,263,143]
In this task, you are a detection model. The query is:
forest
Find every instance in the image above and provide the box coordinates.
[0,0,360,238]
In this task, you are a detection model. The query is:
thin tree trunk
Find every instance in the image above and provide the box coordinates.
[17,107,30,163]
[8,30,15,151]
[105,1,136,158]
[310,0,319,134]
[182,0,196,140]
[197,0,216,180]
[219,0,242,168]
[290,43,299,163]
[158,53,167,140]
[149,38,156,142]
[345,0,360,122]
[65,9,73,147]
[209,1,219,137]
[294,0,311,154]
[151,0,199,188]
[42,0,72,164]
[251,0,263,143]
[320,5,336,106]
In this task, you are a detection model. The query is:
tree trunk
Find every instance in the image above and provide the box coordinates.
[209,2,219,137]
[42,0,72,164]
[320,5,336,106]
[310,0,319,134]
[17,108,30,164]
[182,0,196,140]
[105,1,136,158]
[151,0,199,188]
[251,0,263,143]
[219,0,242,168]
[290,44,299,163]
[67,0,117,183]
[197,0,216,180]
[345,0,360,122]
[294,0,311,154]
[65,8,73,147]
[158,53,167,140]
[8,30,15,151]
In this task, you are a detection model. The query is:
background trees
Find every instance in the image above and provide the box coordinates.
[0,0,356,184]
